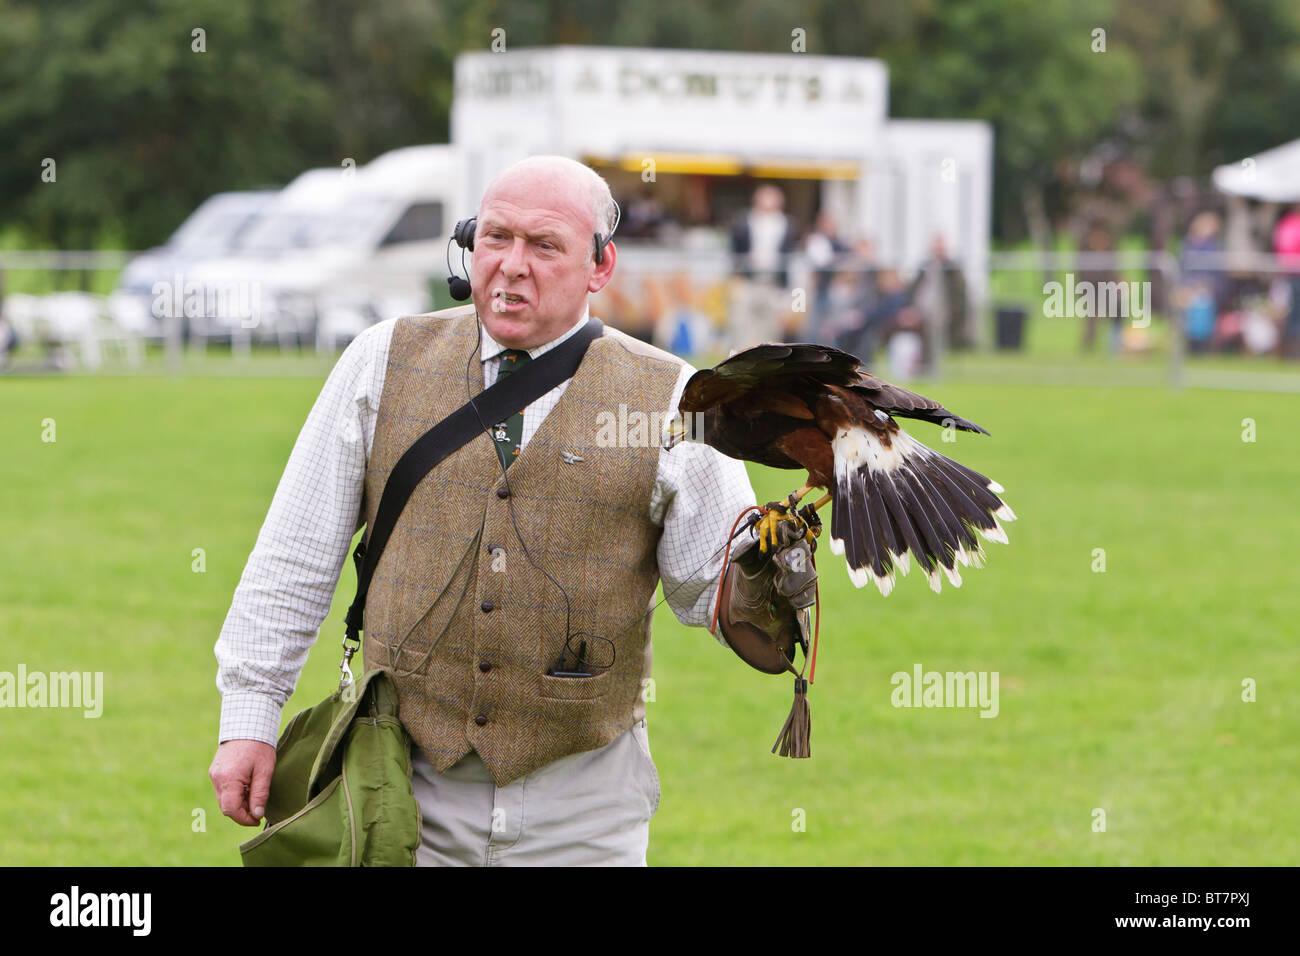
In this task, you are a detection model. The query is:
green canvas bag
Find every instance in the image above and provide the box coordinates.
[239,668,421,867]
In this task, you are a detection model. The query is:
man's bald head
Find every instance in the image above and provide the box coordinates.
[479,156,618,255]
[469,155,619,348]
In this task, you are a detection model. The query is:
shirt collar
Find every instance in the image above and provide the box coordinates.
[479,306,590,363]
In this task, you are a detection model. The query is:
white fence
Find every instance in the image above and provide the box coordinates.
[3,249,1299,393]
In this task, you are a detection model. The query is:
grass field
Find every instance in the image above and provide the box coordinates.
[1,358,1298,865]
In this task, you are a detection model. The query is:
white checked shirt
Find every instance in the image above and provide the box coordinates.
[215,308,758,746]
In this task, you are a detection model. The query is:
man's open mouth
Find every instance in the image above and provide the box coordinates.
[491,289,527,312]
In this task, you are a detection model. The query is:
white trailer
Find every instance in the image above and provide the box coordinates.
[450,46,992,321]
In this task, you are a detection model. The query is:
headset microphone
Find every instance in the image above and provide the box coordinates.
[447,274,472,302]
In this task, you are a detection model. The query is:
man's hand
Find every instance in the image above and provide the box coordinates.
[768,519,818,611]
[209,740,277,827]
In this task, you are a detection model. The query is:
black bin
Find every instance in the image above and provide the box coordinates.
[994,307,1028,351]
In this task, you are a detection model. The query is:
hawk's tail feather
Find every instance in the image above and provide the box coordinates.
[829,459,896,594]
[826,425,1014,595]
[907,462,982,581]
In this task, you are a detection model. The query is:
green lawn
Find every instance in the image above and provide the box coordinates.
[1,367,1296,865]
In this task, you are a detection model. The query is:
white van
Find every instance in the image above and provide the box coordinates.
[177,147,462,349]
[151,169,351,345]
[115,189,276,334]
[202,147,463,349]
[290,145,464,348]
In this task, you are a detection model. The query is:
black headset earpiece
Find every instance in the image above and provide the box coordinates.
[446,217,477,301]
[453,217,477,252]
[592,200,622,266]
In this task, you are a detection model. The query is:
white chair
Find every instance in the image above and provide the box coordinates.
[41,292,103,368]
[105,292,154,366]
[2,293,44,344]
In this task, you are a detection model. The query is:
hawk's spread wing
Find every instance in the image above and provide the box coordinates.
[683,342,989,434]
[677,342,1014,595]
[681,343,860,409]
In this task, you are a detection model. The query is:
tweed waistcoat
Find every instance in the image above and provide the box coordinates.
[360,306,683,787]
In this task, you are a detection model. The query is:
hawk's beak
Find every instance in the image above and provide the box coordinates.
[663,413,686,450]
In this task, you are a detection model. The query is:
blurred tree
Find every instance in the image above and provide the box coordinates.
[291,0,490,158]
[818,0,1142,241]
[0,0,487,249]
[2,0,326,248]
[1109,0,1233,180]
[2,0,1298,250]
[1198,0,1300,167]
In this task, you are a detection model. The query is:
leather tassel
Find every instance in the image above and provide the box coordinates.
[771,677,811,758]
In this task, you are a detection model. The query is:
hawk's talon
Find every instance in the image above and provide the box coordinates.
[755,498,813,553]
[797,504,822,540]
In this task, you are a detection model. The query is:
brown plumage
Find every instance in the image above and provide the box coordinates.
[670,343,1014,595]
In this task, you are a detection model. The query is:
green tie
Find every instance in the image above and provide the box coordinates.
[492,348,531,470]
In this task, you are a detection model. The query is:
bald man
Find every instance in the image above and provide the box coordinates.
[210,156,812,866]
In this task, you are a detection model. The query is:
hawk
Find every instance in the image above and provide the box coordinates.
[664,343,1015,595]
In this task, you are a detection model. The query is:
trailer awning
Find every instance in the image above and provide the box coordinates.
[1213,139,1300,203]
[588,152,860,180]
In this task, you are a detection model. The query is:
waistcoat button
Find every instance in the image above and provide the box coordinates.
[478,661,492,673]
[475,714,488,726]
[481,600,494,612]
[496,487,510,499]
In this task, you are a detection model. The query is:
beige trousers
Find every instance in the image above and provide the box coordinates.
[410,718,661,866]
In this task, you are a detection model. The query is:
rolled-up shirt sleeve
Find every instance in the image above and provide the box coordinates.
[651,363,759,638]
[215,319,393,745]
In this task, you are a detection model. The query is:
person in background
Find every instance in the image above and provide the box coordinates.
[885,276,926,380]
[653,272,713,358]
[1180,211,1225,354]
[0,269,14,370]
[728,184,797,351]
[820,269,867,356]
[804,212,850,343]
[837,266,911,372]
[851,238,881,324]
[909,235,971,373]
[1273,203,1300,359]
[820,239,880,352]
[624,188,668,240]
[1181,211,1226,306]
[1077,223,1123,354]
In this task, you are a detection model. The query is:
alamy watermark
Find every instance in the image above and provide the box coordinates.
[0,665,103,717]
[595,404,707,448]
[890,663,999,718]
[1042,273,1151,328]
[50,886,150,935]
[152,273,263,328]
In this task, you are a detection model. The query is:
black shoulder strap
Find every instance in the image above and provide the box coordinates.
[343,317,604,643]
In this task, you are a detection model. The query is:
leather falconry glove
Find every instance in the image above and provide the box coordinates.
[716,518,818,676]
